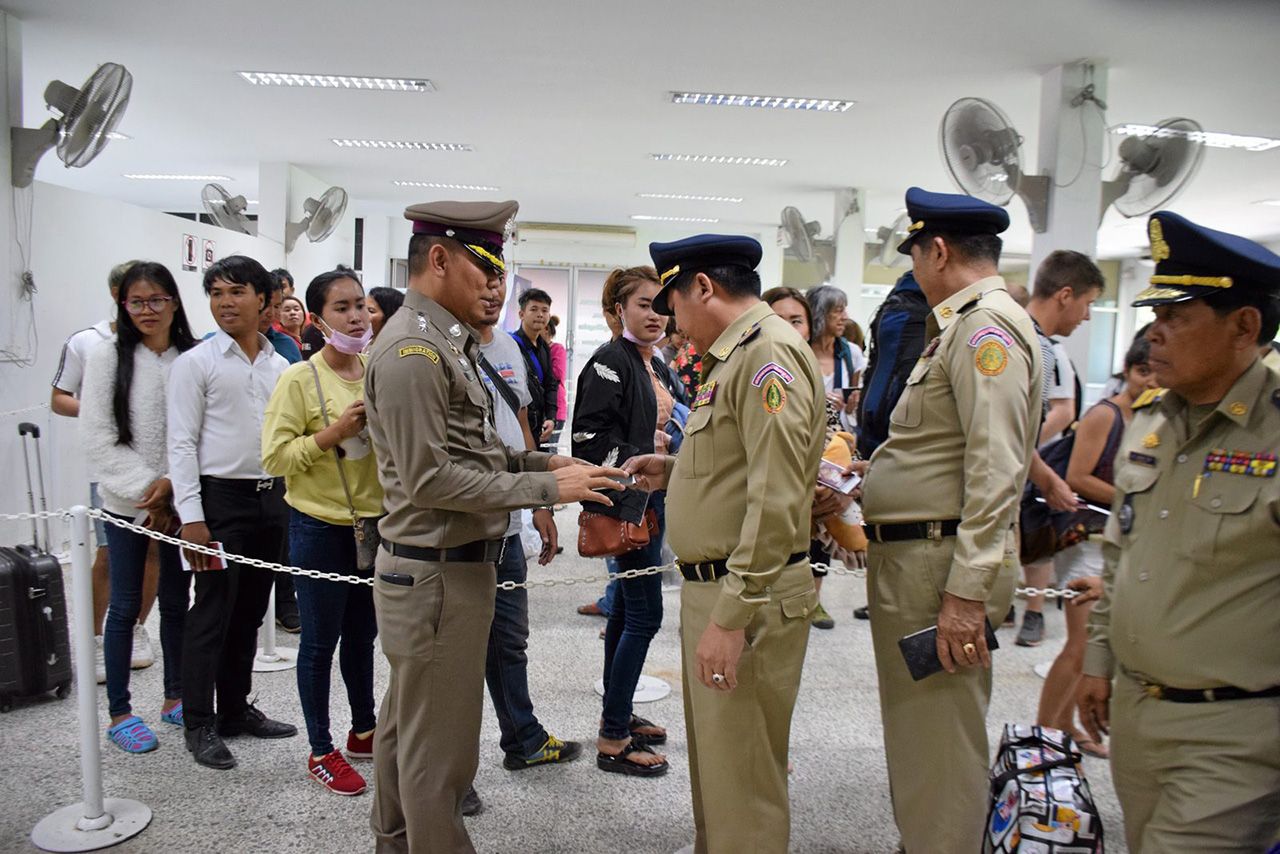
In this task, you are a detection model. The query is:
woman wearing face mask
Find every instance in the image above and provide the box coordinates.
[261,265,382,796]
[80,261,197,753]
[571,266,681,778]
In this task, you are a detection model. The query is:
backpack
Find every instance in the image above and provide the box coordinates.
[857,272,931,457]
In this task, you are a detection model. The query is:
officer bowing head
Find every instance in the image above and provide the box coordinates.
[1134,211,1280,403]
[896,186,1010,304]
[649,234,763,352]
[404,199,517,329]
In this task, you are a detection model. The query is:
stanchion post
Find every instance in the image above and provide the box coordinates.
[31,506,151,852]
[261,585,278,658]
[253,575,296,672]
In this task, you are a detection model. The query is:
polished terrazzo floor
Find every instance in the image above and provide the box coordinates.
[1,508,1126,853]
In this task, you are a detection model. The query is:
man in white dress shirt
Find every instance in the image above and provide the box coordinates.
[168,255,298,770]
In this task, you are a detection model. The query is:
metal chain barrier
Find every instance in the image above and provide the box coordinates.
[0,509,1076,598]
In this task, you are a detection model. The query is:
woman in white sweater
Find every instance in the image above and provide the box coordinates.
[80,261,198,754]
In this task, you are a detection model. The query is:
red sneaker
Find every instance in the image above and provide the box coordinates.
[308,750,367,796]
[346,729,374,760]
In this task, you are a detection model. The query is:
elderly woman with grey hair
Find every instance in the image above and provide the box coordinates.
[806,285,865,430]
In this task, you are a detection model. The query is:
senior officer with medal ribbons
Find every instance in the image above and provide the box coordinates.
[363,199,627,854]
[624,234,825,854]
[858,187,1043,853]
[1076,211,1280,851]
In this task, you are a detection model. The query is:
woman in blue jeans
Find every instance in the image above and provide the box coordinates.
[262,267,383,796]
[80,261,197,752]
[572,266,676,777]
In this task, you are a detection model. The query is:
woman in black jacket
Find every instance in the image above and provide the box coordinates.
[572,266,675,778]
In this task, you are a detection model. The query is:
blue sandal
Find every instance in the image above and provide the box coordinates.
[107,716,158,754]
[161,702,183,727]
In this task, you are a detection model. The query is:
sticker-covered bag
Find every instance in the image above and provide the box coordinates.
[984,725,1104,853]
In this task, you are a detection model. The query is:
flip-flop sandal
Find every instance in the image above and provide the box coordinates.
[107,716,158,754]
[1074,737,1109,759]
[628,714,667,745]
[161,702,183,727]
[597,742,669,777]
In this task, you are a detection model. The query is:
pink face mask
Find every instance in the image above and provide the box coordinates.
[319,319,372,355]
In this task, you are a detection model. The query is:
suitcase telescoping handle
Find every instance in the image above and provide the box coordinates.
[18,422,50,551]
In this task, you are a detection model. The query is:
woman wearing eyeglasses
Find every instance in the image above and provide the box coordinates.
[80,261,198,753]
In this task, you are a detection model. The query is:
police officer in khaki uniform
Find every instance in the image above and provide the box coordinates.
[1077,211,1280,852]
[363,199,626,854]
[859,188,1043,853]
[623,235,824,854]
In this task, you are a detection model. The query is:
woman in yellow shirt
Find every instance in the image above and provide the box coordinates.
[262,266,382,797]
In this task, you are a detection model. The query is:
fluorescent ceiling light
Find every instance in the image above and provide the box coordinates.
[637,192,743,203]
[123,173,231,181]
[651,153,788,167]
[631,214,721,223]
[672,92,854,112]
[332,139,473,151]
[238,71,434,92]
[1253,199,1280,206]
[392,180,499,191]
[1111,124,1280,152]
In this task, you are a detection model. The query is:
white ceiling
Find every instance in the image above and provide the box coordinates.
[4,0,1280,258]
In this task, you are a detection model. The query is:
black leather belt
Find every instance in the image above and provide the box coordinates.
[869,519,960,543]
[380,538,505,564]
[678,552,808,583]
[1139,681,1280,704]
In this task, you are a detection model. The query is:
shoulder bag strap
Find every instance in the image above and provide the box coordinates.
[308,359,361,529]
[478,353,522,416]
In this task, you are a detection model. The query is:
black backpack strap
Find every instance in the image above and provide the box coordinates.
[478,354,522,417]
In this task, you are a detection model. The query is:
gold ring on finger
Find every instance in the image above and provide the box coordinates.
[963,642,977,656]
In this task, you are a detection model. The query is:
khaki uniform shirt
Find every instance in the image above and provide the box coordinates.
[364,289,558,548]
[1084,359,1280,691]
[861,276,1042,602]
[664,302,824,630]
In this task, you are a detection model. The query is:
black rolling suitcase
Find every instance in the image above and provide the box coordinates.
[0,423,72,712]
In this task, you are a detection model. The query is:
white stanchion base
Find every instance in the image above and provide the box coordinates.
[594,674,671,703]
[252,646,298,672]
[31,798,151,852]
[1033,661,1053,679]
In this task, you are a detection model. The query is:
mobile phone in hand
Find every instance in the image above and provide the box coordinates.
[898,619,999,681]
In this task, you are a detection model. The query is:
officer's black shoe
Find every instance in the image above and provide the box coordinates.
[462,785,484,817]
[217,702,298,739]
[186,724,236,770]
[853,606,870,620]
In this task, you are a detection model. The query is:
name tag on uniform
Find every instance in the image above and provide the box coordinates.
[693,381,717,409]
[1128,451,1158,467]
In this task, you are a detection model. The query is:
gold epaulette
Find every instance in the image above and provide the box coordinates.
[1132,388,1167,411]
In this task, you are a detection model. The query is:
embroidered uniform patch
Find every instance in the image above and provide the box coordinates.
[398,345,439,363]
[693,381,717,409]
[1204,449,1277,477]
[967,326,1015,349]
[762,377,787,414]
[975,340,1008,376]
[751,362,794,387]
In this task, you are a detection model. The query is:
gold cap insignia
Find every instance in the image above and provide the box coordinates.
[1142,432,1160,449]
[907,220,925,233]
[659,265,681,286]
[1149,218,1171,263]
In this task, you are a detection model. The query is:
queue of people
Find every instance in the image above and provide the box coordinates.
[45,186,1280,854]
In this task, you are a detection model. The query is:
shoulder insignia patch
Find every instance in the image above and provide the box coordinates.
[398,345,439,363]
[592,362,621,383]
[762,376,787,414]
[738,323,762,346]
[751,362,794,387]
[692,380,717,409]
[967,325,1015,349]
[975,340,1008,376]
[1132,388,1167,411]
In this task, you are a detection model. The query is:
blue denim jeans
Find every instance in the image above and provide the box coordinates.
[484,534,548,756]
[600,493,665,741]
[289,509,378,757]
[595,561,619,616]
[103,512,189,718]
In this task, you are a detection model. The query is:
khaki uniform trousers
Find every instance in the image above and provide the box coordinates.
[867,533,1016,854]
[370,553,497,854]
[1110,669,1280,852]
[681,561,816,854]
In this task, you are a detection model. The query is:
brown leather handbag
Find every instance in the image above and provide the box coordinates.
[577,509,660,558]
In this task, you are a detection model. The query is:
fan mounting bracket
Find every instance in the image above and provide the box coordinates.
[1014,173,1051,233]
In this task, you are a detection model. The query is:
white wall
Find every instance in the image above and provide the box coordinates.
[0,180,285,547]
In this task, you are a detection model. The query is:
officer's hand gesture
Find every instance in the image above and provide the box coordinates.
[553,464,630,506]
[622,454,669,492]
[696,623,746,692]
[936,592,991,672]
[1077,675,1111,743]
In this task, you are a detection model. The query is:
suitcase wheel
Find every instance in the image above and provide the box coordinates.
[56,682,71,700]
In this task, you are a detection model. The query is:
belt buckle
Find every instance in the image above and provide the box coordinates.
[927,521,942,541]
[1202,688,1217,702]
[873,525,885,544]
[256,478,274,493]
[1143,682,1165,700]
